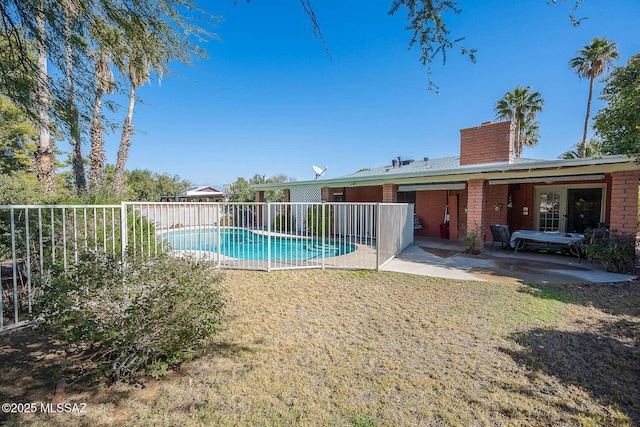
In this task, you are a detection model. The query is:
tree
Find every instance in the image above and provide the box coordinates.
[124,169,192,202]
[0,0,214,193]
[569,37,619,158]
[33,2,56,194]
[0,96,38,174]
[494,85,545,157]
[388,0,476,91]
[226,174,294,202]
[593,54,640,159]
[225,177,254,202]
[62,0,87,191]
[112,14,200,193]
[87,48,115,190]
[560,136,605,159]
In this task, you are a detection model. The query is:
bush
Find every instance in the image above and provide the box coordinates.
[305,205,334,236]
[33,251,226,382]
[272,210,295,232]
[582,230,636,274]
[461,222,481,254]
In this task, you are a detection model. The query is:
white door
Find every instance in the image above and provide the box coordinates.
[537,190,563,232]
[534,184,606,233]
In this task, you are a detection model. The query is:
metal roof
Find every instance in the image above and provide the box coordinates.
[254,154,638,190]
[337,156,542,179]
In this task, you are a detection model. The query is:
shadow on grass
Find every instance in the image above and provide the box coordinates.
[0,326,67,424]
[501,320,640,424]
[520,280,640,317]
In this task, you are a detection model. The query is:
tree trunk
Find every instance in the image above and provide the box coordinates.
[65,16,86,192]
[515,116,522,158]
[581,76,595,158]
[88,88,105,189]
[113,83,136,193]
[34,6,55,194]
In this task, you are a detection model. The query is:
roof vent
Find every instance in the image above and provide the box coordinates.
[423,157,429,162]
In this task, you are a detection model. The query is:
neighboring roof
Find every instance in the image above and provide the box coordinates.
[254,154,639,190]
[185,186,223,196]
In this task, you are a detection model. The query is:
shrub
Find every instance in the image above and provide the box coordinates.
[33,251,226,382]
[272,210,295,232]
[461,222,481,254]
[582,230,636,274]
[305,205,334,236]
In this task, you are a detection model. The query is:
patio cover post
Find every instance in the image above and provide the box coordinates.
[609,171,640,235]
[321,187,330,202]
[466,179,487,252]
[382,184,398,203]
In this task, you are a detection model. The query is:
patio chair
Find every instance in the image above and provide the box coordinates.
[490,224,511,252]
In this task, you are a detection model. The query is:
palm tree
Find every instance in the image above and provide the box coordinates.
[494,85,545,157]
[569,37,619,158]
[560,136,605,159]
[62,0,86,192]
[113,21,169,193]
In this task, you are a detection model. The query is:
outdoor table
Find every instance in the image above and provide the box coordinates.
[510,230,585,262]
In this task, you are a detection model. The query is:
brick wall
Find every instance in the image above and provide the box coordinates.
[509,183,535,231]
[466,180,486,249]
[604,174,613,224]
[382,184,398,203]
[484,184,509,239]
[345,186,383,202]
[460,121,514,166]
[609,171,640,234]
[321,187,330,202]
[416,190,449,238]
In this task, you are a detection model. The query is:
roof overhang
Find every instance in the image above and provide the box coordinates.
[254,156,639,191]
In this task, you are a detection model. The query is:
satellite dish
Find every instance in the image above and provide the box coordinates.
[312,165,328,180]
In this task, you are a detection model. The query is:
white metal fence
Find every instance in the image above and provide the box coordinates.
[1,202,413,331]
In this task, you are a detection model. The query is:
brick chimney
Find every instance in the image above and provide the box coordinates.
[459,121,515,166]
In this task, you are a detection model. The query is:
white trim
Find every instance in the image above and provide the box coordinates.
[489,174,604,185]
[398,183,466,191]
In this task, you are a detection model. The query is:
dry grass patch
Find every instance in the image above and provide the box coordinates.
[2,270,638,426]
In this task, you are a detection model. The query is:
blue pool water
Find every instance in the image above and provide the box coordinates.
[162,228,355,261]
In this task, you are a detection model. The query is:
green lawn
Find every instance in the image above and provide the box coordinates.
[2,270,639,426]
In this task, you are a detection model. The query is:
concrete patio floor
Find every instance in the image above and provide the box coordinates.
[380,236,637,284]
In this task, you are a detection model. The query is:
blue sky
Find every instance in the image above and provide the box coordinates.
[101,0,639,189]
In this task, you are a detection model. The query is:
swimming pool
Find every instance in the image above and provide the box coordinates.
[162,228,356,261]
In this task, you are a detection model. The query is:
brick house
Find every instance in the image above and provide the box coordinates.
[255,121,640,248]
